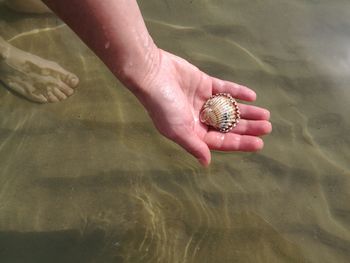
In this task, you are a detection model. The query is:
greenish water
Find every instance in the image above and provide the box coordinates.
[1,1,350,262]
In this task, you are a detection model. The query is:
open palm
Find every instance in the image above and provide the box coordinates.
[140,49,271,166]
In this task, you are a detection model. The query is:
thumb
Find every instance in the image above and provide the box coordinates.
[175,132,211,166]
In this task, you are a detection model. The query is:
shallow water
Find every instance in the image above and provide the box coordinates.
[1,1,350,262]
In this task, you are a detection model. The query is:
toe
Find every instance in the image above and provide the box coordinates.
[53,87,68,100]
[57,81,74,96]
[47,91,59,103]
[66,73,79,88]
[6,78,26,95]
[59,71,79,88]
[31,93,48,103]
[6,78,48,103]
[39,62,79,88]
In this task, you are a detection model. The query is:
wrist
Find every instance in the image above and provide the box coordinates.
[115,39,161,99]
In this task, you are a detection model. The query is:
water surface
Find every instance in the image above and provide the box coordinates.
[0,1,350,262]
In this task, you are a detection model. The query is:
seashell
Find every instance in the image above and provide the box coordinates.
[200,93,240,133]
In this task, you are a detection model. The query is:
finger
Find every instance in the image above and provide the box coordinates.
[211,77,256,101]
[231,119,272,136]
[174,132,211,166]
[204,131,264,152]
[238,104,270,120]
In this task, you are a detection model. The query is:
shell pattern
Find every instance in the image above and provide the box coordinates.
[200,93,240,132]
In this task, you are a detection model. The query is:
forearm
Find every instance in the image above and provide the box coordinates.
[42,0,159,95]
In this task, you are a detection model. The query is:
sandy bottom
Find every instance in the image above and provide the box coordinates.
[0,1,350,262]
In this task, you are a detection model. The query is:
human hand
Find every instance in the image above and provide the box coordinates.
[135,49,272,166]
[42,0,270,166]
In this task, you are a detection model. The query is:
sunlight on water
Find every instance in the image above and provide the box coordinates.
[0,1,350,262]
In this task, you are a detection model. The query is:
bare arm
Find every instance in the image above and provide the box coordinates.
[42,0,271,166]
[43,0,158,96]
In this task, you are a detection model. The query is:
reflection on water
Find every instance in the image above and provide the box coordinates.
[0,0,350,262]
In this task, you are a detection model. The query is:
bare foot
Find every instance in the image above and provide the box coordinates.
[0,37,79,103]
[4,0,51,14]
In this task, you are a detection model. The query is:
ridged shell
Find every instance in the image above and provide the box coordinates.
[200,93,240,132]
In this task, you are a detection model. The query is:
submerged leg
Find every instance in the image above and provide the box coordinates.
[0,36,79,103]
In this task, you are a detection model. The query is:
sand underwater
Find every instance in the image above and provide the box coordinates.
[0,0,350,262]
